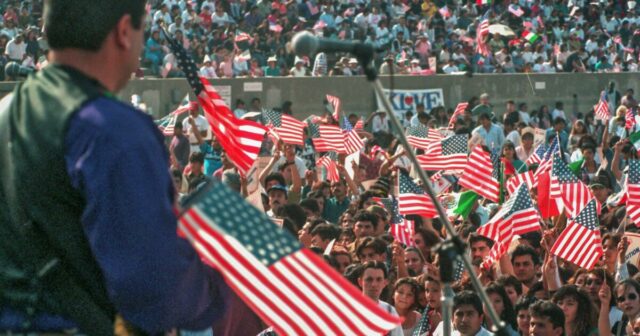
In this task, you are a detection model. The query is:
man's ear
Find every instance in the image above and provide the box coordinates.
[357,277,364,289]
[114,14,134,50]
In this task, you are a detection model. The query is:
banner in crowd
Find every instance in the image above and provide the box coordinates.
[376,88,445,116]
[624,232,640,267]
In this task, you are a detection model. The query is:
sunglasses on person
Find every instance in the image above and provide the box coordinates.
[617,293,638,303]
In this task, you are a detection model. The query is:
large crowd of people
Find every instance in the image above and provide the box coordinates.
[166,81,640,335]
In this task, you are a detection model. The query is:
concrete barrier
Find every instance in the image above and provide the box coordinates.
[1,72,637,120]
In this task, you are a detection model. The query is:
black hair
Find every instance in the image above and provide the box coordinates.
[553,117,566,126]
[299,198,320,215]
[514,296,537,313]
[521,132,534,141]
[311,223,340,241]
[551,285,596,336]
[189,151,205,164]
[45,0,146,51]
[353,210,380,230]
[275,204,307,231]
[511,245,540,265]
[356,237,387,258]
[529,301,565,331]
[265,172,286,187]
[453,291,483,316]
[496,275,523,296]
[469,233,495,248]
[485,283,517,330]
[360,260,388,279]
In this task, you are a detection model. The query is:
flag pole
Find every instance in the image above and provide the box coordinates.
[367,69,507,335]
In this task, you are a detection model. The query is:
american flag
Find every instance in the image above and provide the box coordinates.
[506,170,535,195]
[263,110,306,146]
[626,108,636,130]
[155,94,193,136]
[326,94,341,121]
[398,172,437,217]
[551,153,593,218]
[550,198,603,270]
[476,18,491,57]
[374,197,415,246]
[477,183,540,268]
[626,160,640,227]
[313,124,347,153]
[459,146,500,202]
[525,144,547,166]
[342,116,364,154]
[179,183,401,335]
[406,125,444,150]
[448,102,469,129]
[354,119,364,130]
[316,152,340,182]
[594,92,611,120]
[163,29,267,174]
[533,137,559,183]
[416,135,469,171]
[411,307,431,336]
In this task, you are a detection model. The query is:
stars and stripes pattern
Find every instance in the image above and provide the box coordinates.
[155,94,194,136]
[163,29,267,174]
[398,172,437,218]
[506,171,535,195]
[458,146,500,202]
[594,92,611,120]
[374,197,415,246]
[178,183,402,336]
[354,118,364,130]
[533,137,559,186]
[476,19,491,57]
[416,135,469,172]
[411,307,431,336]
[626,160,640,227]
[313,124,347,153]
[551,153,593,218]
[342,116,365,155]
[316,152,340,182]
[448,102,469,129]
[263,109,306,145]
[525,144,547,166]
[477,183,540,268]
[406,125,443,150]
[550,198,603,270]
[626,108,637,130]
[326,94,342,120]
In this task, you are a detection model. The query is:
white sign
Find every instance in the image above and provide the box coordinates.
[244,82,263,92]
[535,82,546,90]
[213,85,232,107]
[376,88,445,116]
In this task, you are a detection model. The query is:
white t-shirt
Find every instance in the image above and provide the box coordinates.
[5,39,26,61]
[433,321,494,336]
[182,114,211,147]
[271,156,307,178]
[506,130,521,147]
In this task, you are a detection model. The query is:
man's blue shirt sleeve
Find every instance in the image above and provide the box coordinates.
[64,97,225,333]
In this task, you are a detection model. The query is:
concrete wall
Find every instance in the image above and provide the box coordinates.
[1,73,638,120]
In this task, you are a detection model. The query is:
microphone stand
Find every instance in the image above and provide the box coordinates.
[351,48,508,336]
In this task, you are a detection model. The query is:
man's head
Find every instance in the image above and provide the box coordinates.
[478,112,492,128]
[45,0,147,91]
[310,223,339,250]
[353,210,379,238]
[529,301,565,336]
[267,184,288,213]
[589,174,612,203]
[553,117,566,132]
[174,122,184,136]
[355,237,387,263]
[521,132,534,150]
[511,245,540,285]
[189,151,205,173]
[480,93,490,105]
[357,261,388,301]
[330,179,347,199]
[469,234,494,261]
[452,291,484,336]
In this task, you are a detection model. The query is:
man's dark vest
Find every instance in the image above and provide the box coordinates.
[0,65,117,334]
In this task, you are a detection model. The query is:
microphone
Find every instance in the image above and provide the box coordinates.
[291,31,375,57]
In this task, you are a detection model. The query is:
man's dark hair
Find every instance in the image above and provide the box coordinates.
[478,112,491,121]
[453,290,483,316]
[353,210,380,230]
[45,0,146,51]
[469,233,494,248]
[299,198,320,215]
[511,245,540,265]
[496,275,523,296]
[275,204,307,230]
[360,260,388,279]
[553,117,566,126]
[311,223,340,241]
[265,172,286,187]
[529,300,565,330]
[356,237,387,258]
[514,296,538,313]
[522,132,534,141]
[189,151,205,164]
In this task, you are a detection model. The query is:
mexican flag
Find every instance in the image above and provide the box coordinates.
[476,0,490,5]
[630,131,640,154]
[522,30,539,43]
